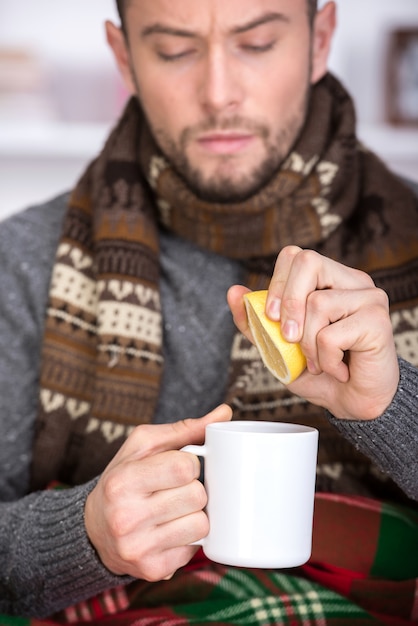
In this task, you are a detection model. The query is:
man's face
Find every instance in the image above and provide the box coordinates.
[121,0,316,203]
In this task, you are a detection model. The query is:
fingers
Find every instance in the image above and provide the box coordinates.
[311,305,376,381]
[95,505,208,580]
[299,287,388,378]
[85,449,209,578]
[267,247,375,343]
[104,449,202,503]
[285,285,398,420]
[147,476,208,526]
[101,459,207,539]
[266,245,302,323]
[229,248,390,403]
[229,245,396,422]
[85,404,232,580]
[116,519,207,581]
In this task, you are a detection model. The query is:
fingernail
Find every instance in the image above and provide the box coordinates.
[267,297,281,320]
[282,319,299,342]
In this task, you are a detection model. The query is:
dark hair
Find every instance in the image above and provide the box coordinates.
[307,0,318,25]
[116,0,127,32]
[115,0,318,31]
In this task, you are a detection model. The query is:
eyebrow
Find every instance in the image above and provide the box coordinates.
[141,24,196,39]
[232,12,290,35]
[141,12,289,40]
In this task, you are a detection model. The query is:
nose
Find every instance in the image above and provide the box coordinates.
[199,45,243,115]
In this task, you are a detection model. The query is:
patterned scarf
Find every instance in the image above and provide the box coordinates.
[30,74,418,498]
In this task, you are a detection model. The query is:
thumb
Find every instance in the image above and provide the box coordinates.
[170,403,233,449]
[227,285,253,344]
[119,404,233,461]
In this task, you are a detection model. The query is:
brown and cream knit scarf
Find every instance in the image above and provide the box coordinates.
[31,74,418,498]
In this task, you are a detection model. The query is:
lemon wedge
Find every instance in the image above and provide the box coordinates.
[244,290,307,384]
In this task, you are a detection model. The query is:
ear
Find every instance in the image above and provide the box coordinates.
[310,2,336,84]
[105,20,136,94]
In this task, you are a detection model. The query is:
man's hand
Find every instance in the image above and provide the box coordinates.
[228,246,399,421]
[85,404,232,581]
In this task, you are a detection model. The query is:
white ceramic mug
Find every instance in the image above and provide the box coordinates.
[183,420,318,568]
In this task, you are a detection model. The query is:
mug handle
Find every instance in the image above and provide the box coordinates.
[181,444,207,547]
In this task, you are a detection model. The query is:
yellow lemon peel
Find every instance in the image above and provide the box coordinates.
[244,290,307,384]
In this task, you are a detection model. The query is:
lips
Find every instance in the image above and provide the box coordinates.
[197,132,254,155]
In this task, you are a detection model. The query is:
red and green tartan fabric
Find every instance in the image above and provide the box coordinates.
[1,494,417,626]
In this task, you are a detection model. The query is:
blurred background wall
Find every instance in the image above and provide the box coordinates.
[0,0,417,220]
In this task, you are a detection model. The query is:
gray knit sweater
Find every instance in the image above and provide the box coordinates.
[0,194,417,618]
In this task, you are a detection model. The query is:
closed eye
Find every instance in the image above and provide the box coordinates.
[241,41,276,54]
[158,52,190,63]
[158,49,195,62]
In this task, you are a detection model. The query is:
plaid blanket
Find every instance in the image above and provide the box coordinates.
[1,494,417,626]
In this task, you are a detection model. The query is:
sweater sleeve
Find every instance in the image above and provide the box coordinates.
[0,195,68,500]
[0,479,132,618]
[0,196,132,617]
[327,358,418,501]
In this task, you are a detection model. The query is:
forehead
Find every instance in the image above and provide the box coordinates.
[125,0,308,34]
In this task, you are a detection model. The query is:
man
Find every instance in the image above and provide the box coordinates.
[0,0,417,619]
